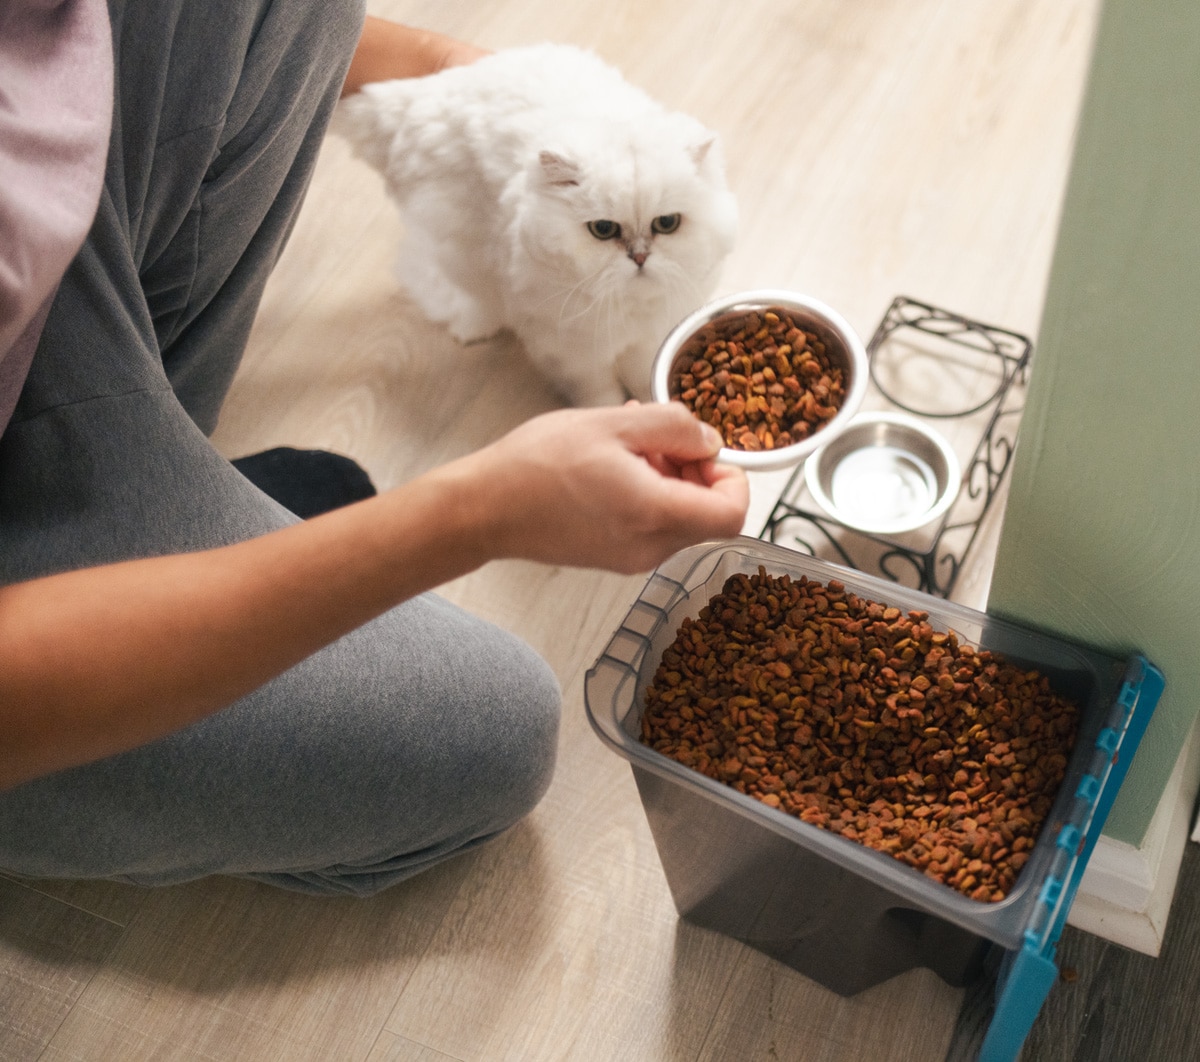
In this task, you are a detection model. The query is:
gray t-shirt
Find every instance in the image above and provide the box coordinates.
[0,0,112,434]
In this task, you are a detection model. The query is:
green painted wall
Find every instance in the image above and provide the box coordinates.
[989,1,1200,845]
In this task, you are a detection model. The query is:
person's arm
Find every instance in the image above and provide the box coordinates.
[341,16,489,97]
[0,402,748,792]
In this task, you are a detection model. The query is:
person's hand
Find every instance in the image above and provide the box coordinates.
[343,19,490,97]
[431,37,490,73]
[0,399,743,787]
[455,402,750,575]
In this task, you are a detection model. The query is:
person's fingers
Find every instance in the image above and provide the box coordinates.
[616,402,724,463]
[442,42,490,69]
[692,457,743,488]
[608,405,748,535]
[704,464,751,516]
[643,451,676,478]
[640,461,749,539]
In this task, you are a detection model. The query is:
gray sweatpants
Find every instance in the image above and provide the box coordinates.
[0,0,561,895]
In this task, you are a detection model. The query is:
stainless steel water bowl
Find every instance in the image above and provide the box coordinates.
[650,289,870,472]
[804,412,961,535]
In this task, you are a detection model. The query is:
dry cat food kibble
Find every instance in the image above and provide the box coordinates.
[670,307,847,451]
[639,567,1081,902]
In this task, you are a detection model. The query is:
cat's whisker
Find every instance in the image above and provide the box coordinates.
[555,265,621,330]
[594,281,619,359]
[555,287,602,327]
[533,264,608,323]
[654,256,708,306]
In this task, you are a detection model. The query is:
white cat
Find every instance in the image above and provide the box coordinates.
[335,43,738,407]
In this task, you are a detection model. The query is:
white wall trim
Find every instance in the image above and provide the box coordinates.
[1066,717,1200,955]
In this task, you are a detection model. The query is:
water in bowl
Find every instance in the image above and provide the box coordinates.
[828,444,939,531]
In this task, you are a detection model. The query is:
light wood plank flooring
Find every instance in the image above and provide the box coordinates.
[2,1,1112,1059]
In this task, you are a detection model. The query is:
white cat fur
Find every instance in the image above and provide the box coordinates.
[335,43,738,406]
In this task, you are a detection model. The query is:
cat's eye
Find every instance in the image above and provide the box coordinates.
[587,219,622,240]
[651,214,682,234]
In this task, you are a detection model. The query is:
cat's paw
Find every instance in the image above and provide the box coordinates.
[446,308,503,345]
[397,258,502,343]
[413,293,501,345]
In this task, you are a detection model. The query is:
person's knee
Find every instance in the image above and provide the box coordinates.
[264,0,365,76]
[317,605,563,849]
[271,635,562,896]
[444,637,562,838]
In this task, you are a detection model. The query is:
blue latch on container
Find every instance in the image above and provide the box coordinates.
[1037,876,1062,909]
[1055,825,1081,855]
[977,654,1165,1062]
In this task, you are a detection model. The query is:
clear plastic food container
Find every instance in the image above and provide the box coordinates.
[584,537,1163,1062]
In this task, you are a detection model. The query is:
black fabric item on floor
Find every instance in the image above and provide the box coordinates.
[232,447,377,519]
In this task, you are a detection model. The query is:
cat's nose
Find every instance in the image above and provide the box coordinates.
[629,249,649,268]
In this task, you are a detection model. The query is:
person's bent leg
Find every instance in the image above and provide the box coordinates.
[0,324,561,892]
[0,0,562,893]
[0,304,563,894]
[0,587,561,897]
[106,0,367,433]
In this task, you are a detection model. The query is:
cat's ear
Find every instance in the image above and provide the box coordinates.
[539,150,582,187]
[690,136,718,170]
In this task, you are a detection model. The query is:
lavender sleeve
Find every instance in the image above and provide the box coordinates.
[0,0,112,433]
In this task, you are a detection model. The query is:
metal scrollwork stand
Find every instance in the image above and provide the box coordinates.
[758,295,1033,599]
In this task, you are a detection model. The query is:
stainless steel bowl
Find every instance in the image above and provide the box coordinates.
[649,289,870,472]
[804,411,962,535]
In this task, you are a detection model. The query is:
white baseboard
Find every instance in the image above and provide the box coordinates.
[1066,717,1200,955]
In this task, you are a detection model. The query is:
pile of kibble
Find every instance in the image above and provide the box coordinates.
[669,307,847,452]
[639,567,1081,903]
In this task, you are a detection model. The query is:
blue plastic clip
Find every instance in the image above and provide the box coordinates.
[978,941,1060,1062]
[1055,825,1082,855]
[1038,875,1063,909]
[977,654,1166,1062]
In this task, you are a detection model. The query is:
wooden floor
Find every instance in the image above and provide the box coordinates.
[6,1,1169,1059]
[947,839,1200,1062]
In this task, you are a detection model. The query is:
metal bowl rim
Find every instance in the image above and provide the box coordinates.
[803,410,963,534]
[649,289,870,472]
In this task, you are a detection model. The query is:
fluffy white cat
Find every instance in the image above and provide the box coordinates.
[335,43,738,407]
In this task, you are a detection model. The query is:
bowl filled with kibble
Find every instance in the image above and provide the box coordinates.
[650,290,870,471]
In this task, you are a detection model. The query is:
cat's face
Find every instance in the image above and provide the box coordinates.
[509,117,738,322]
